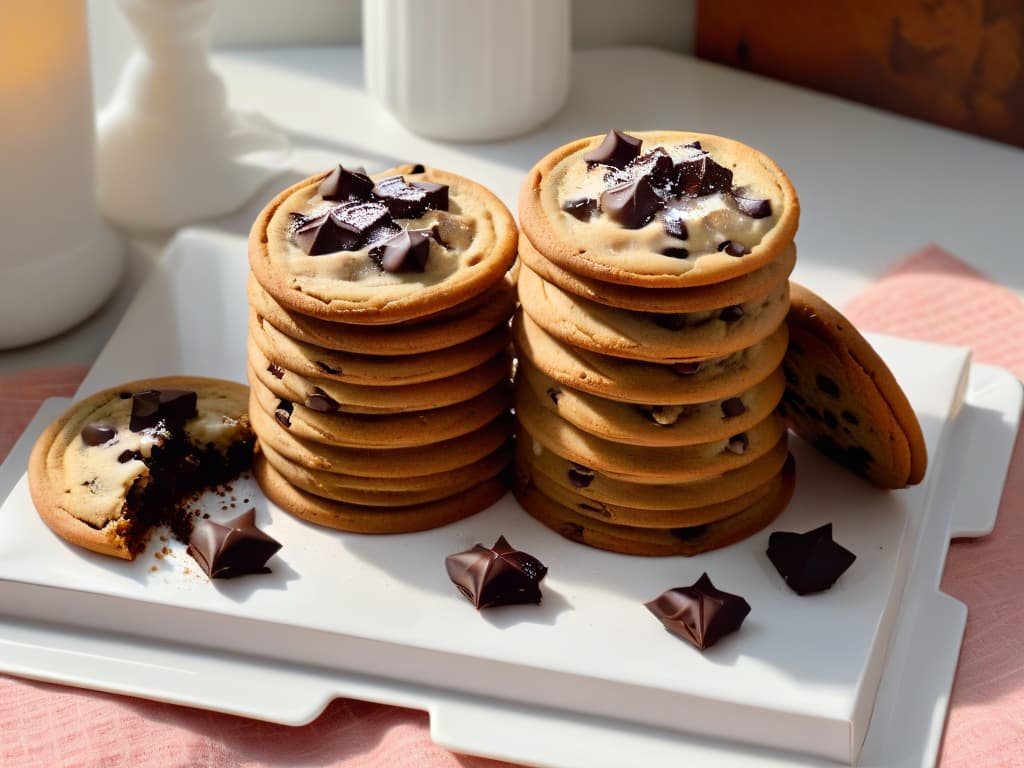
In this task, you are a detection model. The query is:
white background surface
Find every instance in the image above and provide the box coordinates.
[2,45,1022,376]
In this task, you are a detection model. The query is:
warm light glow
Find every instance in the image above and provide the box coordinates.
[0,5,85,91]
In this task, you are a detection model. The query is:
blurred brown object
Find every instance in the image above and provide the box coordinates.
[696,0,1024,148]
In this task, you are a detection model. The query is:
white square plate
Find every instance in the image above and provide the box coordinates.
[0,229,1019,767]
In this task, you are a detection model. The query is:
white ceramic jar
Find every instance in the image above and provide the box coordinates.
[363,0,571,142]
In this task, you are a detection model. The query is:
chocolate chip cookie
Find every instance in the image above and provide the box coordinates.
[28,377,253,559]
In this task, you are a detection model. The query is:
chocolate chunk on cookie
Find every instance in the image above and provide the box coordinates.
[784,282,926,488]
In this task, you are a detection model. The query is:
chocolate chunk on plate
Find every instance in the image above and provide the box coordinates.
[767,523,856,595]
[187,508,282,579]
[645,572,750,650]
[445,535,547,609]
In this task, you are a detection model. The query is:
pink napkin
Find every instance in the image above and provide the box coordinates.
[842,245,1024,767]
[1,244,1021,767]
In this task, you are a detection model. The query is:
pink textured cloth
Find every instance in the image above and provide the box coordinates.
[0,244,1021,766]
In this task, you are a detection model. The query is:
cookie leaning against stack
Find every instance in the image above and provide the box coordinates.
[247,163,518,533]
[514,130,799,555]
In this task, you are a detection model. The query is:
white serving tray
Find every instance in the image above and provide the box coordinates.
[0,229,1019,767]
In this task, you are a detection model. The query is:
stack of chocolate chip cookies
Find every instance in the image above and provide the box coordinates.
[246,163,518,533]
[513,131,800,555]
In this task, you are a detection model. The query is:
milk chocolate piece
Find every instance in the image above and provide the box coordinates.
[129,389,197,432]
[767,523,855,595]
[600,175,662,229]
[372,175,449,218]
[562,197,599,222]
[375,228,432,273]
[645,572,750,650]
[445,535,547,609]
[81,424,117,446]
[732,185,772,219]
[319,164,374,201]
[187,508,281,579]
[584,129,643,169]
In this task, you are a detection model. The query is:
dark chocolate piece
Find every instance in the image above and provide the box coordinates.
[583,130,643,169]
[816,374,840,398]
[546,387,562,405]
[445,535,547,609]
[117,449,136,464]
[306,387,339,413]
[562,197,599,222]
[567,465,595,488]
[81,424,117,446]
[719,305,744,323]
[331,200,400,249]
[372,175,449,218]
[732,185,772,219]
[726,433,749,454]
[267,363,285,379]
[721,397,746,418]
[274,400,294,428]
[292,212,357,256]
[129,389,197,432]
[767,523,855,595]
[409,163,426,174]
[314,360,341,375]
[374,228,432,273]
[319,164,374,201]
[717,240,750,257]
[671,361,701,376]
[645,572,750,650]
[600,175,662,229]
[661,247,690,259]
[673,146,734,197]
[187,508,282,579]
[653,313,687,331]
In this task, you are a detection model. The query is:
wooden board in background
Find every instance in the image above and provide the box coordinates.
[696,0,1024,148]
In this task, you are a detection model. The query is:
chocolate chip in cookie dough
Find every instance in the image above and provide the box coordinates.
[372,175,449,218]
[567,464,595,488]
[314,360,342,375]
[306,387,339,413]
[267,363,285,379]
[546,387,563,405]
[816,373,840,398]
[717,240,750,257]
[732,186,772,219]
[319,164,374,202]
[129,389,197,432]
[373,228,432,273]
[767,523,856,595]
[292,212,355,256]
[719,305,745,323]
[672,361,701,376]
[645,573,750,651]
[653,313,687,331]
[274,400,294,428]
[600,175,663,229]
[661,247,690,259]
[445,535,547,609]
[583,129,643,169]
[721,397,746,418]
[81,424,117,446]
[561,197,599,222]
[409,163,426,174]
[726,433,749,454]
[187,508,282,579]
